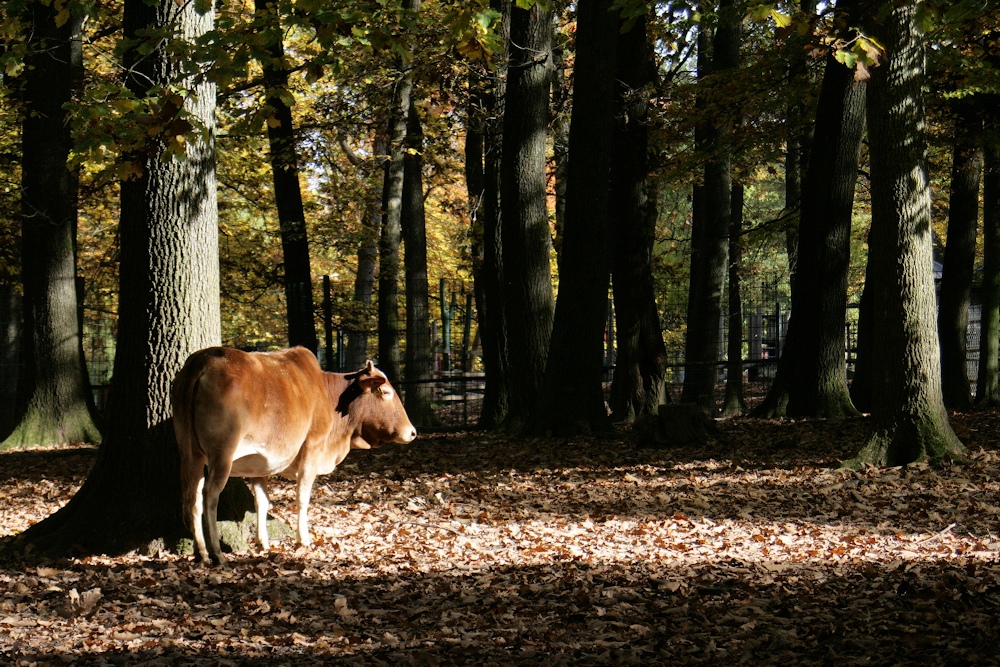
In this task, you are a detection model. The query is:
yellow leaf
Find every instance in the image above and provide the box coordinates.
[266,116,282,129]
[771,9,792,28]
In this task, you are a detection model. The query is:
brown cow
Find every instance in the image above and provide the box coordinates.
[172,346,416,565]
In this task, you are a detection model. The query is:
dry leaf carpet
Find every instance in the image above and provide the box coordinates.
[3,413,1000,665]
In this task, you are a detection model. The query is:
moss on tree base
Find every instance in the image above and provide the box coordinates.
[1,403,101,451]
[844,415,967,468]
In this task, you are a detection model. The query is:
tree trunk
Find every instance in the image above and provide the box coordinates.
[721,184,746,417]
[938,101,983,409]
[754,0,865,419]
[681,0,738,412]
[4,2,100,450]
[476,0,511,430]
[254,0,318,353]
[401,100,435,427]
[782,0,818,288]
[533,0,617,436]
[340,136,382,370]
[977,137,1000,405]
[847,2,964,467]
[608,11,668,423]
[465,80,486,381]
[378,0,420,383]
[550,13,569,268]
[15,0,233,556]
[499,1,554,432]
[0,285,21,440]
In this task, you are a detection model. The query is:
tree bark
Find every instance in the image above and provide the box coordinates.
[476,0,511,430]
[977,134,1000,405]
[550,13,569,268]
[254,0,318,353]
[681,0,738,411]
[15,0,232,555]
[533,0,618,436]
[721,184,746,417]
[499,1,554,432]
[754,0,865,419]
[401,100,435,427]
[938,101,983,409]
[3,2,100,449]
[0,286,21,440]
[847,2,964,467]
[608,11,668,423]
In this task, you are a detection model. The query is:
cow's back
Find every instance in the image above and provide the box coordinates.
[175,347,332,475]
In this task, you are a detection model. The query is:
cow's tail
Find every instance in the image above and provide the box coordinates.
[173,351,209,537]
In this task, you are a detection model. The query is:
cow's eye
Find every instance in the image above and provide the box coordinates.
[381,387,394,399]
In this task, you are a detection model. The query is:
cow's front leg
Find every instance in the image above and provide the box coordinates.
[295,472,318,547]
[249,477,271,551]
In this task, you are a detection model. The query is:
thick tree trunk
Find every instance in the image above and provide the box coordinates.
[721,184,746,417]
[3,3,99,449]
[255,0,318,353]
[755,3,865,419]
[401,101,435,427]
[681,0,738,411]
[499,2,554,432]
[15,0,234,556]
[608,12,667,423]
[938,102,983,409]
[533,0,618,436]
[848,2,964,467]
[977,140,1000,405]
[476,0,511,430]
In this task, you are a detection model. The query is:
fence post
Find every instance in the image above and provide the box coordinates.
[462,291,473,372]
[440,278,452,372]
[322,275,333,370]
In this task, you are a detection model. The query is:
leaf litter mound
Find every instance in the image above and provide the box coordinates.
[2,412,1000,665]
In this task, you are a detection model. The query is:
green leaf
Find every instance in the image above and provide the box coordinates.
[834,49,856,68]
[746,4,774,23]
[913,2,936,35]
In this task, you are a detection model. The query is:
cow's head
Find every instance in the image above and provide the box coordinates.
[338,360,417,449]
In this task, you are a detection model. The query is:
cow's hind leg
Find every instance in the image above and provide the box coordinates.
[203,458,234,566]
[179,451,210,563]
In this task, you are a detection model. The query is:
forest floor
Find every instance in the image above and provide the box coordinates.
[2,412,1000,665]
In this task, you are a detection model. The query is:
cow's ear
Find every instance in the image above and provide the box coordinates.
[359,374,386,393]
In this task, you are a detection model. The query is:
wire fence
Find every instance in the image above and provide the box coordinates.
[0,276,994,431]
